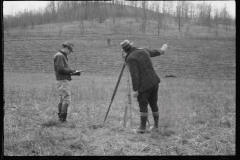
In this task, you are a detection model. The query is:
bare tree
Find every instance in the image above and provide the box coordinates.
[162,1,167,31]
[85,1,89,21]
[184,2,190,35]
[197,2,204,26]
[48,1,56,22]
[134,1,139,22]
[86,2,93,27]
[98,2,107,24]
[220,4,230,31]
[189,2,195,19]
[207,4,212,33]
[149,2,155,21]
[176,1,182,32]
[155,2,162,36]
[214,8,220,36]
[141,1,147,33]
[77,2,85,35]
[165,1,174,16]
[56,1,63,37]
[197,1,210,28]
[111,0,116,23]
[30,10,35,29]
[121,0,126,18]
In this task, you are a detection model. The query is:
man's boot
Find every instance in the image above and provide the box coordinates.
[150,111,159,132]
[133,113,148,134]
[58,113,62,121]
[58,103,62,121]
[60,113,67,122]
[60,103,69,122]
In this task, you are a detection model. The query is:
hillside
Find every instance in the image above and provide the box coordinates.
[4,18,236,80]
[3,17,236,156]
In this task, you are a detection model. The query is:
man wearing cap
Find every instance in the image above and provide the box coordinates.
[53,41,81,122]
[120,40,168,134]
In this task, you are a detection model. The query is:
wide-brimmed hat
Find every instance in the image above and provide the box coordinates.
[120,40,133,51]
[62,41,74,52]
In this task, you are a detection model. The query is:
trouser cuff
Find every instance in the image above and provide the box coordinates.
[140,112,148,117]
[152,111,159,116]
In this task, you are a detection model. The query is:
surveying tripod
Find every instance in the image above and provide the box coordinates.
[102,51,150,128]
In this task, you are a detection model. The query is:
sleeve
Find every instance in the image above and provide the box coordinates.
[127,58,139,92]
[54,55,75,75]
[146,49,164,57]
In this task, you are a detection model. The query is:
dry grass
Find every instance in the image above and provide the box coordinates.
[4,17,235,80]
[4,72,235,156]
[3,17,235,156]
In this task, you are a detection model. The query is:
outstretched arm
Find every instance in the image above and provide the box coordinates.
[146,49,164,57]
[146,44,169,57]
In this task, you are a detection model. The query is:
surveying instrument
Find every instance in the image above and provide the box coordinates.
[101,50,132,128]
[101,50,150,129]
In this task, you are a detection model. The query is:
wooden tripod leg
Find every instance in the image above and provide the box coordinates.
[123,68,129,127]
[104,63,126,125]
[128,68,132,128]
[123,65,132,128]
[123,102,128,127]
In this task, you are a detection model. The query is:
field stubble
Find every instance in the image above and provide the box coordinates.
[4,18,236,80]
[4,72,235,156]
[4,18,235,155]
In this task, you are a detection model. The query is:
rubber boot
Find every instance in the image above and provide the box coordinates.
[133,116,148,134]
[150,111,159,132]
[58,113,62,121]
[58,103,62,121]
[60,103,69,122]
[60,113,67,122]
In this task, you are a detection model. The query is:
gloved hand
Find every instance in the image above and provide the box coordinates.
[160,44,168,52]
[133,91,139,98]
[71,70,81,76]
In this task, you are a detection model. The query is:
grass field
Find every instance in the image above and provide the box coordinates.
[4,72,235,156]
[4,18,235,156]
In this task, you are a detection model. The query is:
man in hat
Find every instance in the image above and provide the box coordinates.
[120,40,168,134]
[53,41,81,122]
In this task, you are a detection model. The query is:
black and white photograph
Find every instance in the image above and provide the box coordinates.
[3,0,235,156]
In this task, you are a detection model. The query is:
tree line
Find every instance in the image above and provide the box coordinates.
[3,1,235,33]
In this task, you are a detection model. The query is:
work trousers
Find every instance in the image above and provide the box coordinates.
[57,80,71,105]
[137,84,159,114]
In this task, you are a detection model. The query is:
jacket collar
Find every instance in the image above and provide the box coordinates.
[59,50,68,60]
[124,47,139,61]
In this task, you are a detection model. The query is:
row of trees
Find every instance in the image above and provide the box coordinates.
[4,1,235,33]
[175,1,233,32]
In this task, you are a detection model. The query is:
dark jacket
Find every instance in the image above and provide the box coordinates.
[53,51,75,81]
[125,47,164,93]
